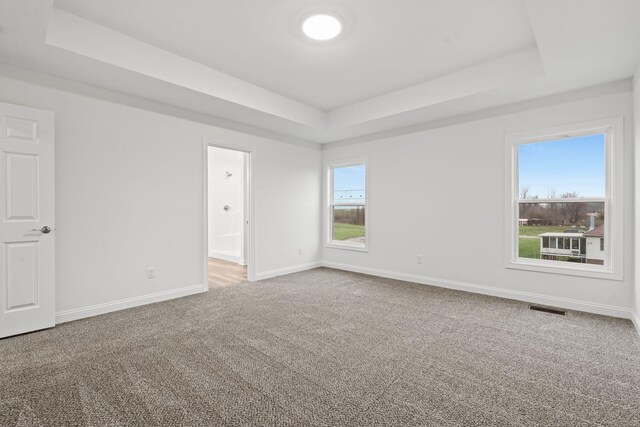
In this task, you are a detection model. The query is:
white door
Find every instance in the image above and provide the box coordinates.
[0,102,55,338]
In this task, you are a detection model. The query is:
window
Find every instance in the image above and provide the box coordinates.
[505,118,623,279]
[326,162,367,251]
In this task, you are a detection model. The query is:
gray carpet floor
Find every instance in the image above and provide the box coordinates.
[1,267,639,426]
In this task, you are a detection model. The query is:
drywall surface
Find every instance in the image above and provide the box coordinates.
[323,90,635,316]
[0,74,322,317]
[634,66,640,329]
[208,147,245,263]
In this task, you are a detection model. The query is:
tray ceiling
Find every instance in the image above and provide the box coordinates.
[0,0,638,144]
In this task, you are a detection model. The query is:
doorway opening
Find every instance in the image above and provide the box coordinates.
[206,145,250,288]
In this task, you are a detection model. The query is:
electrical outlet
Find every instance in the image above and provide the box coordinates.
[298,247,304,255]
[416,255,423,264]
[147,267,156,279]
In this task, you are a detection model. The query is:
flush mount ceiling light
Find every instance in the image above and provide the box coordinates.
[301,14,343,41]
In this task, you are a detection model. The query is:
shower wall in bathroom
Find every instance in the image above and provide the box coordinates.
[208,146,245,264]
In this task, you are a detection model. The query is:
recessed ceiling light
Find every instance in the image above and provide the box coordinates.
[301,14,343,41]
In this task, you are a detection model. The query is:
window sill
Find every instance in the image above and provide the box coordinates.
[325,242,369,253]
[506,258,623,281]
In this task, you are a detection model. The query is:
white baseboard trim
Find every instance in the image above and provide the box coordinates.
[254,262,321,281]
[208,252,245,265]
[55,284,204,324]
[631,310,640,336]
[321,261,632,319]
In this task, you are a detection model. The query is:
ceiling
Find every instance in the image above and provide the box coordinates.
[53,0,536,111]
[0,0,639,145]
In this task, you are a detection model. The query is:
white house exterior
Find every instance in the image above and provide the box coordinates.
[584,225,605,265]
[537,225,604,265]
[538,232,586,261]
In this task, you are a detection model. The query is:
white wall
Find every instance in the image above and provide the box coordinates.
[208,147,245,264]
[0,74,322,321]
[634,66,640,330]
[323,90,635,317]
[0,69,634,326]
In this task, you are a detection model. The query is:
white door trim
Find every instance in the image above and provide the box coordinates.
[202,138,256,291]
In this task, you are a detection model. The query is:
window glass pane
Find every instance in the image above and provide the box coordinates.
[518,201,604,265]
[333,165,365,204]
[332,165,366,245]
[332,206,365,242]
[518,134,605,199]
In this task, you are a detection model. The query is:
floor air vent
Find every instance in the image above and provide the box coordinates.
[529,305,566,316]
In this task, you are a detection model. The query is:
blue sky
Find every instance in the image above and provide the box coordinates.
[518,134,605,198]
[333,165,365,201]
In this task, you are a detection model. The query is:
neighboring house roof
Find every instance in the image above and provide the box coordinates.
[584,224,604,237]
[538,232,585,238]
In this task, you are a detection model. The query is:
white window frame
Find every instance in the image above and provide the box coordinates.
[325,158,369,252]
[504,117,623,280]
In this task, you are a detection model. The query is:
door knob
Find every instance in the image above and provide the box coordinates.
[223,205,231,211]
[31,226,52,234]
